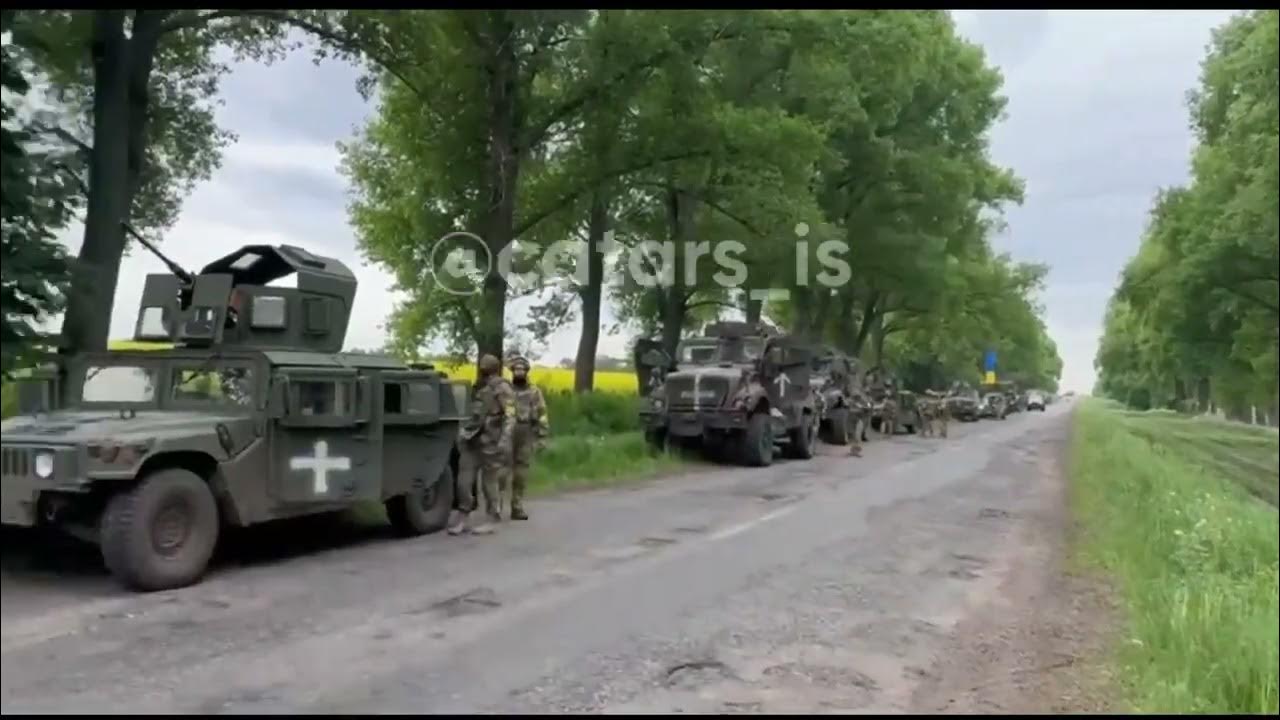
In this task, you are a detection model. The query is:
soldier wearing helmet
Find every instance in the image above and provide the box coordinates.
[448,353,516,536]
[507,355,548,521]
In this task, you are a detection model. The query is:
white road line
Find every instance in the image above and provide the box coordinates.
[708,504,799,542]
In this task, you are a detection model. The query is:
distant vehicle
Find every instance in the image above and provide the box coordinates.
[635,322,821,467]
[864,367,922,434]
[979,392,1009,420]
[1,237,468,592]
[1027,390,1047,411]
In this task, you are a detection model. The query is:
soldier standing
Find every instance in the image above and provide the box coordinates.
[880,378,899,437]
[508,356,549,521]
[448,354,515,536]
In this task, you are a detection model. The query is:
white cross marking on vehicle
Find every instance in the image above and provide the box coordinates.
[289,439,351,494]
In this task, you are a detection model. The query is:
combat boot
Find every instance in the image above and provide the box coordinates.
[510,506,528,521]
[446,511,470,536]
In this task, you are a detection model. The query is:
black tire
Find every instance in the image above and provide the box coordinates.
[786,413,819,459]
[644,428,669,454]
[826,407,851,446]
[740,412,774,467]
[387,463,456,537]
[100,468,220,592]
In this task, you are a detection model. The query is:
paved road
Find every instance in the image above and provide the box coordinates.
[1,404,1074,714]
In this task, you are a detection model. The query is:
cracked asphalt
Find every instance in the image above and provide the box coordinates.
[1,403,1075,714]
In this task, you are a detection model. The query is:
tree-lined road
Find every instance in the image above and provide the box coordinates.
[2,406,1075,714]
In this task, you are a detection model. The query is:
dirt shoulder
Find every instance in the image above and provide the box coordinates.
[908,411,1121,714]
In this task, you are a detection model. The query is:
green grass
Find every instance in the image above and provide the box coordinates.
[1071,400,1279,714]
[527,431,682,495]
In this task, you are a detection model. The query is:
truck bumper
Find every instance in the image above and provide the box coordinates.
[663,409,749,438]
[1,476,41,527]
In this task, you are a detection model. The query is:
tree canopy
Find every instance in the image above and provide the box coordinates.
[1095,9,1278,418]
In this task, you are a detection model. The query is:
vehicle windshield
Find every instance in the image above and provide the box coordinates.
[171,367,255,407]
[81,365,159,404]
[676,341,719,365]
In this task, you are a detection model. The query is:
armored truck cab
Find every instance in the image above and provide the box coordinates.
[1,243,468,592]
[635,322,820,467]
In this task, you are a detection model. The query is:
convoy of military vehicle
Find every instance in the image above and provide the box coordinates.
[0,240,1054,592]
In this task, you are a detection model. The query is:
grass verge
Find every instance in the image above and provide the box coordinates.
[1070,399,1279,714]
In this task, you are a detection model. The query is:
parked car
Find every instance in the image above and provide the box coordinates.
[1027,390,1047,411]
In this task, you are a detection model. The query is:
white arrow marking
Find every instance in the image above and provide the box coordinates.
[774,373,791,394]
[289,439,351,494]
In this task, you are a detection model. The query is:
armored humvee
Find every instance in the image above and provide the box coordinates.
[809,346,864,446]
[635,321,820,467]
[946,381,982,422]
[1,241,468,592]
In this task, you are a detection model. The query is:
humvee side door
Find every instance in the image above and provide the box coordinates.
[270,368,380,504]
[761,338,813,419]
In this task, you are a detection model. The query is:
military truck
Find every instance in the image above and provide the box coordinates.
[635,321,821,467]
[1,239,468,592]
[865,367,923,434]
[808,346,864,446]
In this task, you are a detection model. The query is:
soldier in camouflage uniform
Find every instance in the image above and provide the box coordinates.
[879,378,899,438]
[448,354,516,536]
[848,387,872,457]
[508,356,549,521]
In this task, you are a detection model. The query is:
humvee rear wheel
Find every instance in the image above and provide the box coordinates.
[826,408,851,446]
[387,464,455,537]
[100,468,220,592]
[740,412,774,467]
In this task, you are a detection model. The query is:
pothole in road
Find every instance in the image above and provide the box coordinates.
[762,661,880,690]
[664,660,739,689]
[978,507,1013,520]
[411,587,502,618]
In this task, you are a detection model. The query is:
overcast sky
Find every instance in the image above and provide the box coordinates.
[52,10,1238,393]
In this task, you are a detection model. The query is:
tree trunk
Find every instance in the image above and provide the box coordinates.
[59,12,133,359]
[657,187,694,356]
[574,191,607,392]
[744,291,763,325]
[851,292,880,359]
[475,11,520,365]
[869,312,886,367]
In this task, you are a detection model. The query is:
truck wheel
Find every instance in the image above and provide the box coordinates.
[387,463,456,536]
[740,413,774,467]
[826,408,851,446]
[100,468,220,592]
[644,428,669,454]
[787,413,819,459]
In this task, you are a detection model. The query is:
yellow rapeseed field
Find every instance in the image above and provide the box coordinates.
[105,341,638,395]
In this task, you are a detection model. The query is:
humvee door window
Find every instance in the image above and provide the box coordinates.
[295,380,351,417]
[82,366,157,403]
[172,368,254,406]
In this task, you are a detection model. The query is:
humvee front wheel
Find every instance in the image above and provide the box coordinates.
[387,464,455,536]
[100,468,220,592]
[786,413,819,459]
[740,412,774,467]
